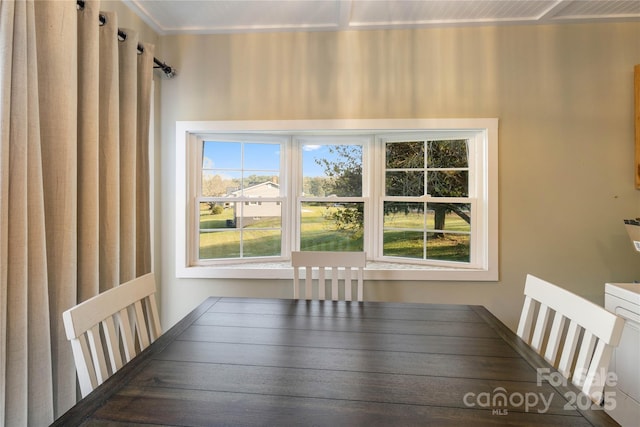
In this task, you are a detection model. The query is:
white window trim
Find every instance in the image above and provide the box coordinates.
[293,134,370,253]
[374,131,482,269]
[194,134,289,263]
[176,119,498,281]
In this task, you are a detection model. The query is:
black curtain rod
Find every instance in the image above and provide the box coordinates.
[77,0,176,78]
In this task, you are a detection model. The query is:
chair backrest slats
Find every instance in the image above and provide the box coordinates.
[292,251,366,301]
[146,293,162,341]
[344,267,353,301]
[69,336,97,396]
[517,274,625,403]
[117,307,137,362]
[557,320,580,378]
[584,341,614,396]
[543,313,566,364]
[101,315,122,371]
[530,303,551,353]
[573,331,596,386]
[516,296,535,339]
[62,273,162,397]
[133,300,151,350]
[305,264,313,300]
[86,324,108,384]
[330,267,337,300]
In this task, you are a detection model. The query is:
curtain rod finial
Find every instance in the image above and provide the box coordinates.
[156,66,176,78]
[154,59,176,78]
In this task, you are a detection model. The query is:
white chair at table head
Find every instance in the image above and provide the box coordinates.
[291,251,366,301]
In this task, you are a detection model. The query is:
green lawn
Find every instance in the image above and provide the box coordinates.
[199,206,282,258]
[383,209,470,261]
[300,204,363,251]
[199,204,469,262]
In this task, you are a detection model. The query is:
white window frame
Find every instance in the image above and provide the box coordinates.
[176,119,498,281]
[375,131,482,268]
[195,134,289,263]
[293,135,371,252]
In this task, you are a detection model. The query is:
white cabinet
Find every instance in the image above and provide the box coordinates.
[605,283,640,427]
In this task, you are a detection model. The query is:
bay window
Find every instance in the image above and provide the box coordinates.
[176,119,498,281]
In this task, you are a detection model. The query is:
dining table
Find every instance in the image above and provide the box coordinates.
[52,297,620,426]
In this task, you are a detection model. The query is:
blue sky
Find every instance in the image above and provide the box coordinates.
[302,144,337,177]
[202,141,279,171]
[202,141,344,178]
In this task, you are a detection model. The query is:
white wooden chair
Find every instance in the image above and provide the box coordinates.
[517,274,625,403]
[62,273,162,397]
[292,251,366,301]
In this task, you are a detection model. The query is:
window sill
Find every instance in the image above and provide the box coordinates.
[177,261,498,281]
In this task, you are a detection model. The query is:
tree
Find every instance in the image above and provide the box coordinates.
[385,140,470,237]
[317,140,470,239]
[314,145,364,239]
[426,140,470,236]
[202,174,230,197]
[314,145,362,197]
[303,176,325,197]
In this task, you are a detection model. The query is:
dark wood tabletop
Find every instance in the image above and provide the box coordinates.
[52,297,619,426]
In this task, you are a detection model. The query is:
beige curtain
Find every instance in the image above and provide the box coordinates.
[0,0,154,424]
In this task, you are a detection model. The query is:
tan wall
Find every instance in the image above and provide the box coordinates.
[157,23,640,331]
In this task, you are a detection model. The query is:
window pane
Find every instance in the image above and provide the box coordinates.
[199,201,282,258]
[386,141,424,168]
[244,143,280,171]
[386,171,424,196]
[383,202,424,228]
[199,201,235,229]
[242,202,282,229]
[427,140,468,168]
[243,230,281,257]
[383,230,424,258]
[202,171,241,197]
[200,230,240,259]
[241,178,280,197]
[426,232,470,262]
[427,171,469,197]
[383,202,424,258]
[203,141,241,169]
[426,203,471,232]
[202,141,280,198]
[383,202,471,262]
[199,201,239,259]
[300,202,363,251]
[303,176,327,197]
[302,144,362,197]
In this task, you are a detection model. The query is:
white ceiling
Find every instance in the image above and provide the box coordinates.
[123,0,640,35]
